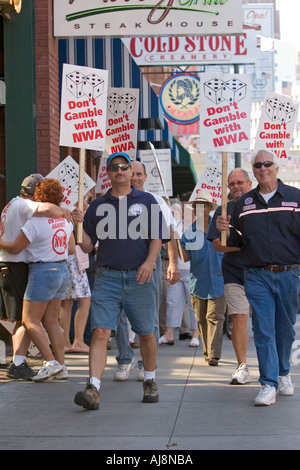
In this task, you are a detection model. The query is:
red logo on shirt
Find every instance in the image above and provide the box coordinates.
[52,229,67,255]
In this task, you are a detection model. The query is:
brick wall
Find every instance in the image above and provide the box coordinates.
[35,0,60,175]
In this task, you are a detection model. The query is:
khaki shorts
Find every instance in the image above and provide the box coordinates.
[224,283,249,315]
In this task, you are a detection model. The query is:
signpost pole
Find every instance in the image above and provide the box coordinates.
[77,148,85,243]
[221,152,228,247]
[149,143,186,269]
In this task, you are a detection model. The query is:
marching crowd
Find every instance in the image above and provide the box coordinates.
[0,149,299,411]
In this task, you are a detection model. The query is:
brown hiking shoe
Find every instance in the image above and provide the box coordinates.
[74,382,100,410]
[142,379,159,403]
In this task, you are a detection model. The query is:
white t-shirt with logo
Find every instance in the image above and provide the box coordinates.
[0,197,40,262]
[22,216,73,263]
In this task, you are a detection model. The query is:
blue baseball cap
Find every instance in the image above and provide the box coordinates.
[106,152,132,167]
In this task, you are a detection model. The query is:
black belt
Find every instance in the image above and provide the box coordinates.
[261,265,299,272]
[102,265,139,272]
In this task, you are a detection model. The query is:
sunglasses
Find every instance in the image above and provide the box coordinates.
[228,180,247,188]
[253,161,274,169]
[108,163,131,172]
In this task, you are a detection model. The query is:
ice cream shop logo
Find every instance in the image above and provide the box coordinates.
[159,74,200,125]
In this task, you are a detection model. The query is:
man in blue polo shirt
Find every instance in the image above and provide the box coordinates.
[217,149,300,406]
[74,152,169,410]
[180,191,225,366]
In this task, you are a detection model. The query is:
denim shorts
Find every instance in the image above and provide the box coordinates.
[91,267,156,336]
[24,261,69,302]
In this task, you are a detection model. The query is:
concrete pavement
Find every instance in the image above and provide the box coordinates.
[0,317,300,451]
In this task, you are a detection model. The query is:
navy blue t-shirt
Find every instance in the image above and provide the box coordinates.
[83,186,170,270]
[207,200,244,286]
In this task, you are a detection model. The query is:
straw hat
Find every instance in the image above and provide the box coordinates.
[186,190,218,210]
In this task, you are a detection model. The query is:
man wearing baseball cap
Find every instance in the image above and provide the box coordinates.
[74,152,170,410]
[0,173,72,380]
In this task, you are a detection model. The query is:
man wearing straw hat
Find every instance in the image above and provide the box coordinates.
[180,190,225,366]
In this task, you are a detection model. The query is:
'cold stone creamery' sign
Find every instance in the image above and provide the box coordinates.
[53,0,243,38]
[122,31,257,66]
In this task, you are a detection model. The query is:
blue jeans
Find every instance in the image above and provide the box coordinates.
[91,267,156,335]
[115,311,135,365]
[115,256,162,365]
[244,266,300,389]
[24,261,69,302]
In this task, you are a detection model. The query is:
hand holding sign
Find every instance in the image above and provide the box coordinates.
[59,64,108,241]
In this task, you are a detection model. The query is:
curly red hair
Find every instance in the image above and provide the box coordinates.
[34,178,64,206]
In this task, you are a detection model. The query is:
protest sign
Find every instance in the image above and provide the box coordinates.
[140,148,173,197]
[46,156,95,210]
[189,166,222,207]
[254,91,299,159]
[59,63,108,241]
[199,72,251,153]
[60,64,108,151]
[95,157,112,195]
[199,72,251,244]
[106,87,139,160]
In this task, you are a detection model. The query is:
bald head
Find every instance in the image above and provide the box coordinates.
[131,160,147,191]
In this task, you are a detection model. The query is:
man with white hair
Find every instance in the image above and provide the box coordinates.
[217,150,300,406]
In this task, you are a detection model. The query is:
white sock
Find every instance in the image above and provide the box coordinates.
[13,355,26,366]
[144,370,155,382]
[90,377,101,391]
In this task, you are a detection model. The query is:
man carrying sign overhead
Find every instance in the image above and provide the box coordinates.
[74,152,170,410]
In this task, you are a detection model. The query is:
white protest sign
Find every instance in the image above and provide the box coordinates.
[46,156,96,209]
[254,91,299,159]
[189,166,222,207]
[199,73,251,152]
[95,157,112,195]
[106,88,139,160]
[140,148,173,197]
[0,320,41,357]
[60,63,108,151]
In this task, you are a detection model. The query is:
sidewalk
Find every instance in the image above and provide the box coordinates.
[0,318,300,451]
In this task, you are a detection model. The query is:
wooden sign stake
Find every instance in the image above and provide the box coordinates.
[221,152,228,246]
[77,148,85,243]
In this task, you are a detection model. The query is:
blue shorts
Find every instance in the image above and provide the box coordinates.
[24,261,69,302]
[91,267,156,336]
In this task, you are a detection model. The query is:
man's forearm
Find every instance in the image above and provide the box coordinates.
[77,228,94,253]
[166,230,178,266]
[34,203,71,221]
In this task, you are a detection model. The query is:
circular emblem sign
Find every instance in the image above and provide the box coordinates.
[159,73,200,125]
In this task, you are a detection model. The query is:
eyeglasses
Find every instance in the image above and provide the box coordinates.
[108,163,131,172]
[228,180,247,188]
[253,161,274,169]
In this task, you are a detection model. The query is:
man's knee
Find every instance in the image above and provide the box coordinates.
[92,328,111,342]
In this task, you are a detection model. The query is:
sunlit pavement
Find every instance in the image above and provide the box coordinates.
[0,318,299,451]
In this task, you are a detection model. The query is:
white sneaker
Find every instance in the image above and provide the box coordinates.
[32,361,63,383]
[114,358,136,381]
[230,363,251,385]
[254,384,276,406]
[48,366,69,381]
[137,363,144,382]
[278,374,294,396]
